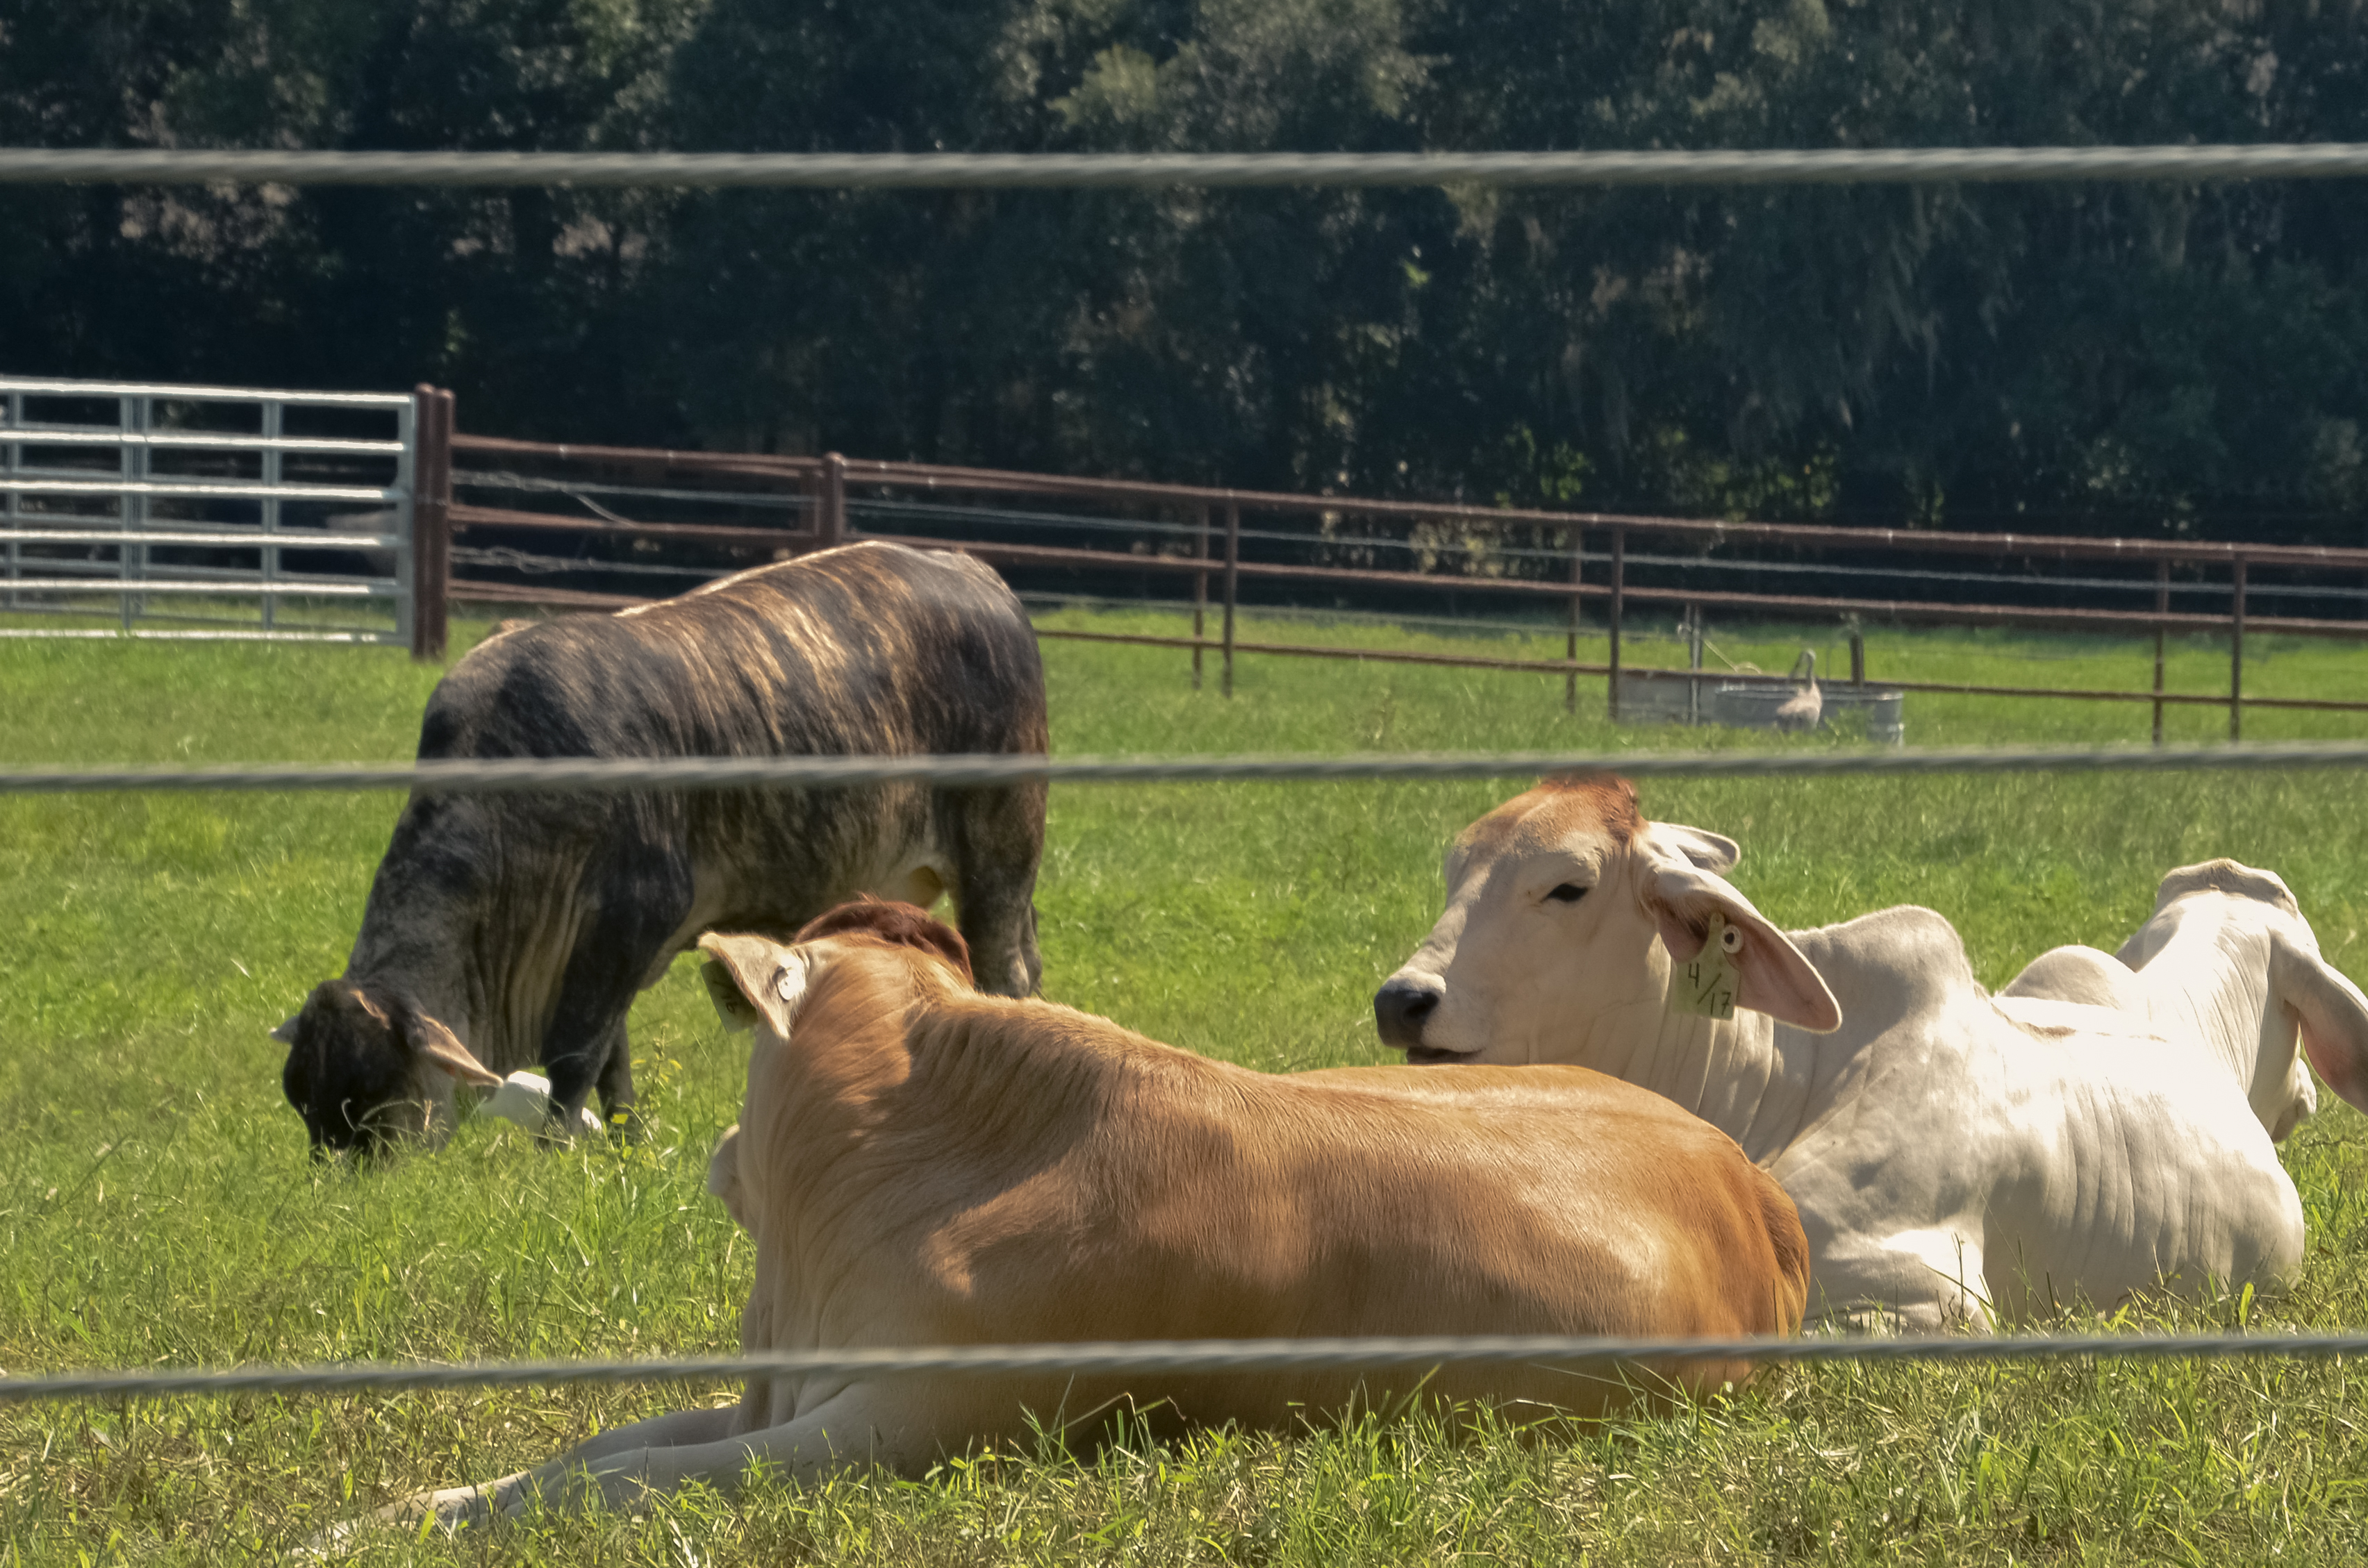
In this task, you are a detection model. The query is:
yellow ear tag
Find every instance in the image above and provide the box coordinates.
[1670,914,1740,1021]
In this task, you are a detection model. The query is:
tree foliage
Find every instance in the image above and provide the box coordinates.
[5,0,2368,538]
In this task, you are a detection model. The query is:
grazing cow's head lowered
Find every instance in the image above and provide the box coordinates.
[1374,776,1840,1064]
[276,984,499,1157]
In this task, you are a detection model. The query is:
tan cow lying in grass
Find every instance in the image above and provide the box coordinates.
[1374,776,2368,1330]
[374,900,1807,1531]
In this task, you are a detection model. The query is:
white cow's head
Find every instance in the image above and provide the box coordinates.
[1374,776,1840,1065]
[2117,860,2368,1140]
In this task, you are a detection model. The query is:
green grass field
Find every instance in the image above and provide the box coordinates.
[5,605,2368,1565]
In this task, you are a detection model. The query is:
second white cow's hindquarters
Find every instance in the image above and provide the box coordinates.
[1741,902,2312,1327]
[1769,994,2308,1329]
[2114,867,2368,1142]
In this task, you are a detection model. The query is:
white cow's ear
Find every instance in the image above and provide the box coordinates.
[2275,937,2368,1115]
[404,1008,502,1087]
[698,933,809,1037]
[1653,822,1742,875]
[1643,852,1841,1033]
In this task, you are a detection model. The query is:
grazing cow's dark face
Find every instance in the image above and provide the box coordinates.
[276,983,497,1157]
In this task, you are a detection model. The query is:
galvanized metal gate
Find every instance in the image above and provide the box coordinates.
[0,376,416,644]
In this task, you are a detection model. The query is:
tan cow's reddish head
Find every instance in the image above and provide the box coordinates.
[1375,775,1841,1063]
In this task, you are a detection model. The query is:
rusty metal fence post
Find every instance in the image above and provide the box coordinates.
[1222,502,1239,698]
[820,453,847,549]
[1193,506,1210,690]
[1607,528,1626,722]
[2153,561,2170,746]
[2230,558,2247,742]
[410,384,453,662]
[1565,528,1584,714]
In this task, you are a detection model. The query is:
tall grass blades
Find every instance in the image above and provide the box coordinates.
[4,608,2367,1563]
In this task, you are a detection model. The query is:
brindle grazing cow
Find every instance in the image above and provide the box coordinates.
[276,542,1048,1156]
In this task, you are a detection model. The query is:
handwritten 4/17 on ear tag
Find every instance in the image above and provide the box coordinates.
[1671,914,1740,1020]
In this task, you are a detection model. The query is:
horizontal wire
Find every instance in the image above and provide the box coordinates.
[449,545,718,581]
[1019,590,1653,642]
[455,469,808,512]
[6,742,2368,796]
[437,477,2362,606]
[11,146,2368,189]
[871,508,2355,599]
[6,1330,2367,1404]
[510,490,2347,601]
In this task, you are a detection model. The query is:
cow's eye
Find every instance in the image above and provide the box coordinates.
[1546,883,1589,903]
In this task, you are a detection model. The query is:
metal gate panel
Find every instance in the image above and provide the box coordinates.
[0,376,416,643]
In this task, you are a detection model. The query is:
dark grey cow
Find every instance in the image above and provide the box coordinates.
[276,542,1048,1156]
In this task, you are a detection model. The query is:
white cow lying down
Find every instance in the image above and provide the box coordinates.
[1374,776,2368,1329]
[358,898,1807,1534]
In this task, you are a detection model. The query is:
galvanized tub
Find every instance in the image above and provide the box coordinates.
[1711,681,1905,744]
[1614,668,1721,724]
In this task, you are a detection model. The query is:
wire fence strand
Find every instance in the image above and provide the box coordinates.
[6,742,2368,796]
[6,1331,2365,1405]
[13,145,2368,189]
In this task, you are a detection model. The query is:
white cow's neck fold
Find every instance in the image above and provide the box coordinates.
[1578,968,1827,1168]
[1589,923,1916,1168]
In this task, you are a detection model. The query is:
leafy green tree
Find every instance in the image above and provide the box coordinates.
[9,0,2368,545]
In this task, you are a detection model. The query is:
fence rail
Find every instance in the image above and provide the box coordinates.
[1,375,417,642]
[9,1328,2368,1406]
[10,741,2368,799]
[429,420,2368,742]
[13,143,2368,189]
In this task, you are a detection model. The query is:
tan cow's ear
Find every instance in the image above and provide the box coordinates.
[1643,852,1841,1034]
[2276,937,2368,1115]
[404,1008,502,1087]
[698,932,809,1037]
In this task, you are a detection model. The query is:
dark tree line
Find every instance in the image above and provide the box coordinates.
[6,0,2368,542]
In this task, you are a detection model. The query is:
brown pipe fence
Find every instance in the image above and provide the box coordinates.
[421,401,2368,736]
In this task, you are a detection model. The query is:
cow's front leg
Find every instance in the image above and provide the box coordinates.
[1809,1227,1995,1333]
[355,1406,743,1539]
[541,855,689,1139]
[592,1019,638,1137]
[370,1387,945,1533]
[942,783,1045,998]
[541,1001,631,1144]
[542,1383,953,1506]
[543,1017,637,1142]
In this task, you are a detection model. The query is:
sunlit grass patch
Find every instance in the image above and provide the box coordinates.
[4,608,2368,1564]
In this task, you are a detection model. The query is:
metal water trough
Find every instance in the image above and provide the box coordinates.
[1613,667,1906,744]
[1712,679,1905,744]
